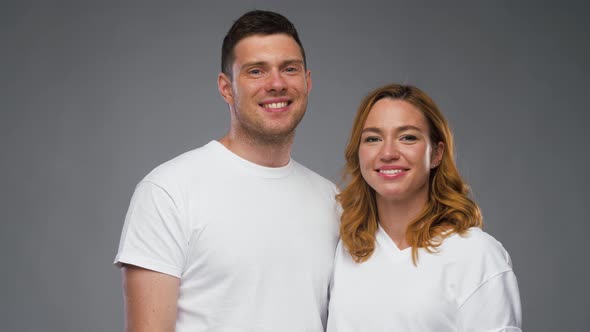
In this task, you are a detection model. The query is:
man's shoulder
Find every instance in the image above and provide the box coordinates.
[291,160,339,194]
[142,141,219,187]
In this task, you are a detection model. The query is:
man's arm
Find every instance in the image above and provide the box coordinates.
[122,264,180,332]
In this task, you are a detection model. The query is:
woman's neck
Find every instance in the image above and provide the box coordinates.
[376,193,428,250]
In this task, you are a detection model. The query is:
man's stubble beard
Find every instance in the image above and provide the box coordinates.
[232,99,307,147]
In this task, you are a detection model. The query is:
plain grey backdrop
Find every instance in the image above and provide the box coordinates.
[3,1,589,331]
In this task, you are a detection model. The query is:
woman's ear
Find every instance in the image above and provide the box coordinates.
[431,141,445,169]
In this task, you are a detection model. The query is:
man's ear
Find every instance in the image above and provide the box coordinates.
[217,73,234,105]
[306,70,312,95]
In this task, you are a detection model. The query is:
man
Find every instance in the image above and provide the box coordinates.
[114,10,340,332]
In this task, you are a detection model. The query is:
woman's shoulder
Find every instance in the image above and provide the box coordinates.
[441,227,513,271]
[438,228,518,308]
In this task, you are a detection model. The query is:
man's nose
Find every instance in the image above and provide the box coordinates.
[266,69,287,92]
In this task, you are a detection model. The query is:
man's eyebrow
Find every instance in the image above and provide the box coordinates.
[282,59,305,66]
[241,61,267,69]
[241,59,304,68]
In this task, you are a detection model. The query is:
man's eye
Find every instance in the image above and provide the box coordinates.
[285,67,298,72]
[249,69,262,75]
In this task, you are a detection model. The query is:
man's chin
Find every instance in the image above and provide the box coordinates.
[247,126,298,145]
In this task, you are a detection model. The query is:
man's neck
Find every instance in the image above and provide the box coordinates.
[218,132,293,168]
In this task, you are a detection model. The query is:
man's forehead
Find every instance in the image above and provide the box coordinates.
[235,32,297,46]
[232,34,304,63]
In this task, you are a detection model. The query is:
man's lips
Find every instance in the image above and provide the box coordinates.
[259,98,292,112]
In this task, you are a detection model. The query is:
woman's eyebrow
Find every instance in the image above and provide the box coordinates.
[361,127,383,135]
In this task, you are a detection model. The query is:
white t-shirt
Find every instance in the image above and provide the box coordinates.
[115,141,340,332]
[327,226,522,332]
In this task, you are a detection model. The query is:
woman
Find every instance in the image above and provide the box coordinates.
[327,84,522,331]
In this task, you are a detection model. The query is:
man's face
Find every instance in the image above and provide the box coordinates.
[218,33,312,143]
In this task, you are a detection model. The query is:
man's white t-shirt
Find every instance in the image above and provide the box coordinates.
[115,141,340,332]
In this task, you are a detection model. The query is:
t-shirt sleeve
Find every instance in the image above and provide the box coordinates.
[458,270,522,331]
[455,230,523,332]
[113,181,188,278]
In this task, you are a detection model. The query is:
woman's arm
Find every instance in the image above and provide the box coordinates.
[459,270,522,332]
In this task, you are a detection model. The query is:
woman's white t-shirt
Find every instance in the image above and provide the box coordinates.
[327,226,522,332]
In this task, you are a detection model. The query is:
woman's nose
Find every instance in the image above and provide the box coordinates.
[380,140,400,161]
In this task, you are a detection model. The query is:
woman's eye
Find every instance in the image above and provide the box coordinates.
[400,135,417,141]
[363,136,381,143]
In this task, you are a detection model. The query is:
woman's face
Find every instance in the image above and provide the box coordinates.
[358,98,443,204]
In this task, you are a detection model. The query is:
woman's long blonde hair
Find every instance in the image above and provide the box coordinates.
[338,84,482,264]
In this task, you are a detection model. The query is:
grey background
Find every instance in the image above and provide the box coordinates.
[2,1,589,331]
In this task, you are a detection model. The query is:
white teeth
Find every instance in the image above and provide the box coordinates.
[263,102,288,109]
[380,169,403,175]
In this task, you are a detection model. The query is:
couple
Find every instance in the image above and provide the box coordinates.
[114,10,522,332]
